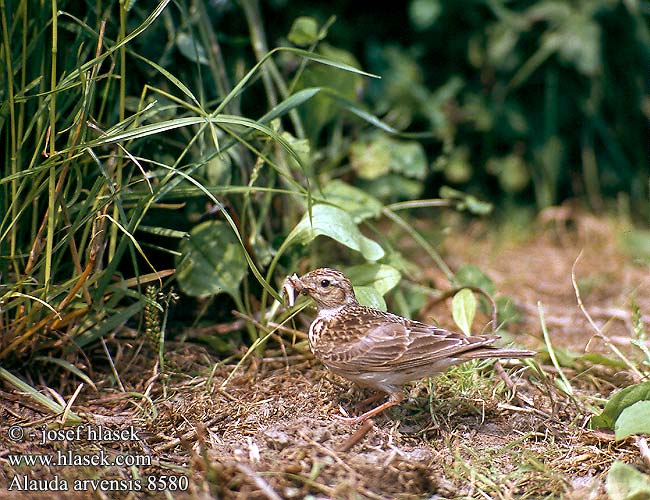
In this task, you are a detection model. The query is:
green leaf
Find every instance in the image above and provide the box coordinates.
[350,135,427,181]
[0,367,81,424]
[288,16,323,46]
[354,286,388,311]
[345,263,402,311]
[615,401,650,440]
[486,154,530,193]
[284,204,384,261]
[590,381,650,430]
[176,221,248,298]
[281,131,311,169]
[320,180,383,222]
[69,301,145,351]
[453,264,496,296]
[33,357,97,391]
[349,136,391,180]
[409,0,442,31]
[606,461,650,500]
[296,44,365,139]
[361,175,423,202]
[619,229,650,264]
[579,353,629,369]
[439,186,493,215]
[388,139,427,180]
[452,288,476,336]
[346,264,401,295]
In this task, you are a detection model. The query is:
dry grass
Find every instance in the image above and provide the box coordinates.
[1,213,649,499]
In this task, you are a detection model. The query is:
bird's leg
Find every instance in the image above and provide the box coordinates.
[334,392,405,425]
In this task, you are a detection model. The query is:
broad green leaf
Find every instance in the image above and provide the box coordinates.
[296,44,364,140]
[495,295,521,325]
[284,204,384,261]
[453,264,496,296]
[452,288,476,336]
[615,401,650,440]
[361,175,422,202]
[346,264,401,295]
[347,262,402,311]
[590,381,650,430]
[176,221,248,298]
[349,137,391,180]
[350,135,427,181]
[354,286,387,311]
[288,16,322,46]
[389,139,427,180]
[320,180,383,222]
[606,461,650,500]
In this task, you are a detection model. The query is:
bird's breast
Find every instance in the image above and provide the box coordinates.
[308,317,327,351]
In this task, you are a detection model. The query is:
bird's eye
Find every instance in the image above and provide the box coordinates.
[320,279,330,288]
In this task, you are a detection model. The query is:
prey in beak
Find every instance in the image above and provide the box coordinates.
[282,273,303,307]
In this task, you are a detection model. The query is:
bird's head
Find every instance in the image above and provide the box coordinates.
[285,268,358,311]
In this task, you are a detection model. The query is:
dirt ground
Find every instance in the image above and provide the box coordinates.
[2,212,649,499]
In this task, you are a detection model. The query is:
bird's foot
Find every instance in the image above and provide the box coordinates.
[334,394,404,424]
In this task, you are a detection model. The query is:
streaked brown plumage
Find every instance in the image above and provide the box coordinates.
[284,267,535,424]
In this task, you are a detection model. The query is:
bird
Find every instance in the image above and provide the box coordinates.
[283,267,535,424]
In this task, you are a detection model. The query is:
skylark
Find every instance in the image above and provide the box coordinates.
[284,267,535,424]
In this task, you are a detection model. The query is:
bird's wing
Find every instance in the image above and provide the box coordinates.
[322,312,498,372]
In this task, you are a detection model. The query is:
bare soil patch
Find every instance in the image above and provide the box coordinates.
[2,214,649,499]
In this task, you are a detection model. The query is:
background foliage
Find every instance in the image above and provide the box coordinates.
[1,0,648,368]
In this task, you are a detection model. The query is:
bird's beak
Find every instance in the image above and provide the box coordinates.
[282,274,303,307]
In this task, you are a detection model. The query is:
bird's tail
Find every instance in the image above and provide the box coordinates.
[458,347,536,360]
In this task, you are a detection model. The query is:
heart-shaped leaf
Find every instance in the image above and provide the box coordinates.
[321,180,383,222]
[353,286,388,311]
[345,263,402,311]
[175,221,247,298]
[284,204,384,261]
[346,263,401,294]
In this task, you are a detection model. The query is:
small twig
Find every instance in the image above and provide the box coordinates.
[298,431,353,473]
[297,431,388,500]
[572,251,645,381]
[153,417,219,453]
[336,419,375,452]
[235,462,283,500]
[267,321,308,340]
[493,360,538,411]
